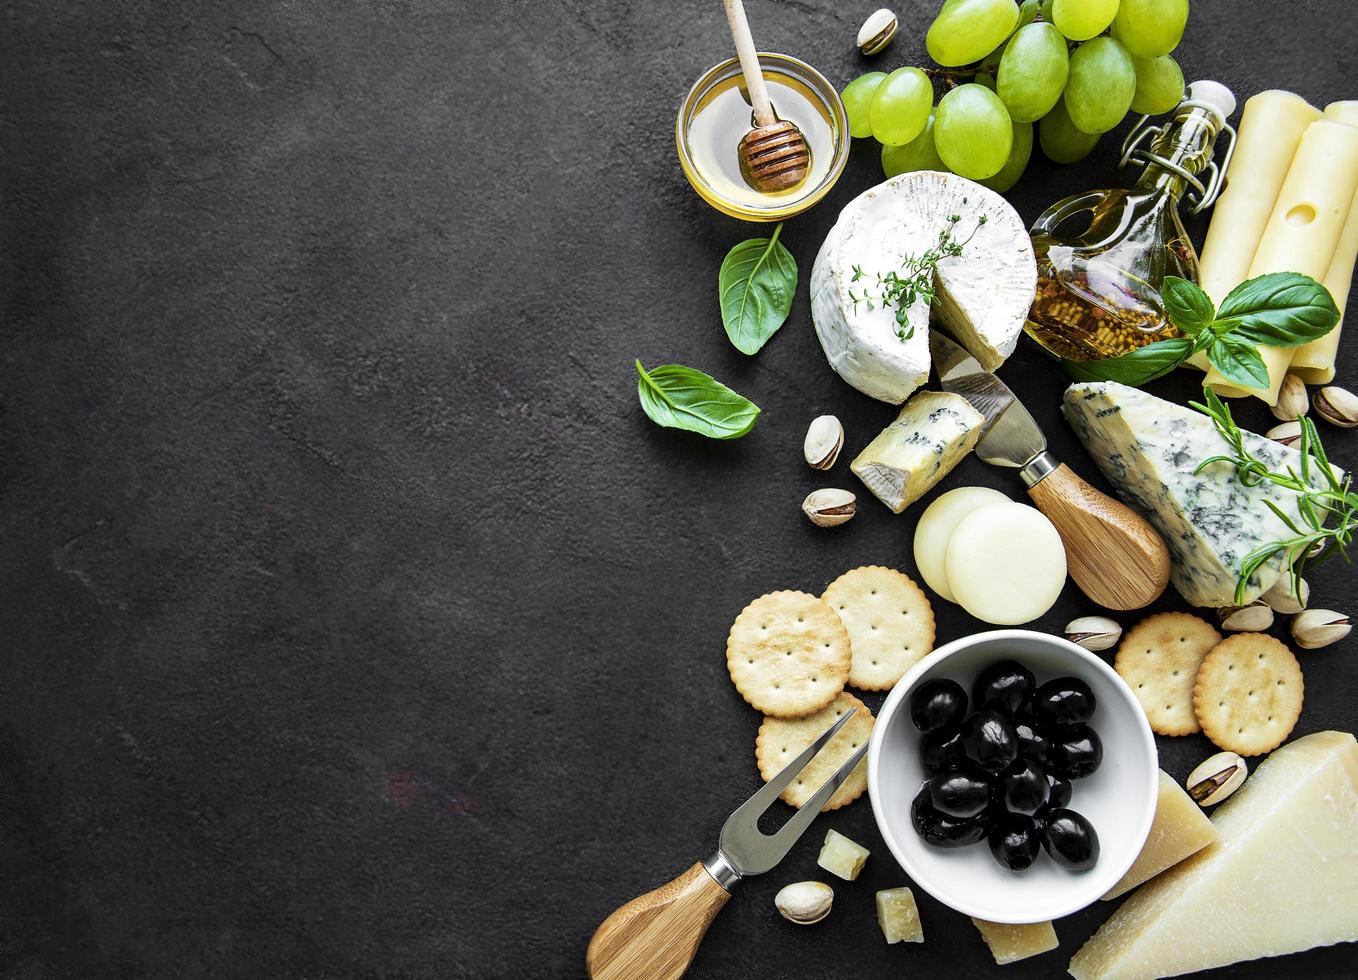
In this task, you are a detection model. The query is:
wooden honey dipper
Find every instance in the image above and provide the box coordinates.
[721,0,810,193]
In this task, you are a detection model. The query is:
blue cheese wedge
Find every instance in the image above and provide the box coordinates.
[810,171,1035,403]
[852,391,984,513]
[1062,381,1344,608]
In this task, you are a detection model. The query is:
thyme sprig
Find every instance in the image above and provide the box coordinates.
[848,208,988,342]
[1190,387,1358,605]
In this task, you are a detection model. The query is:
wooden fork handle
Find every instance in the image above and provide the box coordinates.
[1026,461,1171,611]
[586,862,732,980]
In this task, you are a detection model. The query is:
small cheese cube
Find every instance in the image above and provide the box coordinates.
[971,918,1059,965]
[816,829,869,881]
[851,391,984,513]
[876,887,924,944]
[1102,769,1217,901]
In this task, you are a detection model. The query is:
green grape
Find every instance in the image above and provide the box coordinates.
[934,84,1014,180]
[882,112,949,177]
[1052,0,1119,41]
[926,0,1020,67]
[1130,54,1185,115]
[997,23,1070,123]
[842,72,888,139]
[1065,37,1137,134]
[981,120,1034,193]
[1039,98,1101,163]
[870,67,934,146]
[1112,0,1189,58]
[1016,0,1041,30]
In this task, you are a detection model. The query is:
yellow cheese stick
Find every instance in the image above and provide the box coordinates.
[1203,119,1358,402]
[1186,91,1321,372]
[1290,101,1358,383]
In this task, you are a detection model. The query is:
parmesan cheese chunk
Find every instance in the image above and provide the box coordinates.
[1101,770,1216,901]
[972,918,1059,965]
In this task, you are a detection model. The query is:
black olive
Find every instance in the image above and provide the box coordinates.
[960,709,1019,774]
[1035,677,1097,727]
[920,727,968,774]
[911,787,988,848]
[987,813,1041,871]
[926,766,991,819]
[1041,807,1100,871]
[972,659,1035,715]
[1000,759,1050,816]
[1049,723,1103,779]
[1047,773,1073,808]
[910,679,969,734]
[1013,718,1050,765]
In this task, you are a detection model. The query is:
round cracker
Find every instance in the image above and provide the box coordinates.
[1115,612,1221,736]
[822,565,935,691]
[726,591,851,718]
[1193,634,1304,756]
[756,692,874,811]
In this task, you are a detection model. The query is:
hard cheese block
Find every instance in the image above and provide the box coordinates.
[851,391,984,513]
[876,887,924,944]
[1102,770,1216,901]
[1062,382,1344,607]
[810,171,1035,403]
[1070,731,1358,979]
[971,918,1059,965]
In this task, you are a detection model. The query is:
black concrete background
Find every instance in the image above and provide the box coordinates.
[3,1,1357,977]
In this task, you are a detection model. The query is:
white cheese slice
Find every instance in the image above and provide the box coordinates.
[810,171,1035,403]
[913,486,1011,601]
[1069,731,1358,980]
[1062,381,1344,608]
[850,391,984,513]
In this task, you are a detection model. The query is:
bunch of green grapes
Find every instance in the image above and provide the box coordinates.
[841,0,1190,192]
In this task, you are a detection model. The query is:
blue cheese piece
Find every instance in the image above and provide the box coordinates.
[1062,381,1344,608]
[810,171,1035,403]
[851,391,984,513]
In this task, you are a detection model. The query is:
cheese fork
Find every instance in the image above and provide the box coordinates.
[586,709,869,980]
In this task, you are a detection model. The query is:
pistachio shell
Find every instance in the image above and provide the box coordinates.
[1260,575,1308,614]
[1291,608,1350,649]
[1216,600,1273,632]
[1271,374,1308,421]
[775,880,834,925]
[1265,420,1303,448]
[803,415,844,470]
[1186,751,1248,806]
[856,8,898,56]
[1313,386,1358,428]
[1064,616,1122,652]
[802,488,856,527]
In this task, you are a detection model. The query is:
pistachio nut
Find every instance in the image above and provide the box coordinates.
[1186,751,1248,807]
[1216,599,1273,632]
[775,880,834,925]
[1313,385,1358,428]
[803,415,845,470]
[803,488,856,527]
[856,8,898,56]
[1265,420,1303,449]
[1260,575,1308,615]
[1064,616,1122,652]
[1291,608,1351,649]
[1271,373,1308,421]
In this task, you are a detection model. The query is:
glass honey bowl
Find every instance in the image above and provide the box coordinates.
[677,53,849,222]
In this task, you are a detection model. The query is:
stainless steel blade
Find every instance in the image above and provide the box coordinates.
[929,331,1047,468]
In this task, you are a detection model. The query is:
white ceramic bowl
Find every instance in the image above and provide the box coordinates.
[868,629,1158,924]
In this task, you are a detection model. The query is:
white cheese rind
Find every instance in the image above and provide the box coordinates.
[1069,731,1358,980]
[851,391,984,513]
[1062,381,1344,608]
[810,172,1035,402]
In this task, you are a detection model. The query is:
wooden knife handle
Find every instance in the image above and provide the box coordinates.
[586,862,731,980]
[1027,463,1171,611]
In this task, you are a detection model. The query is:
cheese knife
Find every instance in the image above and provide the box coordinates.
[930,331,1170,610]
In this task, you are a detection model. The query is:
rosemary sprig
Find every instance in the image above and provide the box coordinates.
[1189,387,1358,605]
[848,208,987,342]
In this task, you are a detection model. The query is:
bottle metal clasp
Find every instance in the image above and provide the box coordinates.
[1118,99,1238,215]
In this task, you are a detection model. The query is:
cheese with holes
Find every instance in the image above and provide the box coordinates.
[876,887,924,944]
[817,829,869,881]
[1070,731,1358,979]
[851,391,984,513]
[810,171,1036,403]
[1102,770,1216,901]
[971,918,1058,965]
[1062,382,1345,607]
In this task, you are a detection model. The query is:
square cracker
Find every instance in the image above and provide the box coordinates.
[726,591,850,718]
[1193,634,1304,756]
[1115,612,1221,736]
[756,692,874,810]
[823,565,935,691]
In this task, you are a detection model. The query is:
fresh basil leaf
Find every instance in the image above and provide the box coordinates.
[1060,337,1193,386]
[1214,272,1339,347]
[634,360,760,440]
[1207,334,1270,389]
[1162,276,1214,336]
[718,223,798,355]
